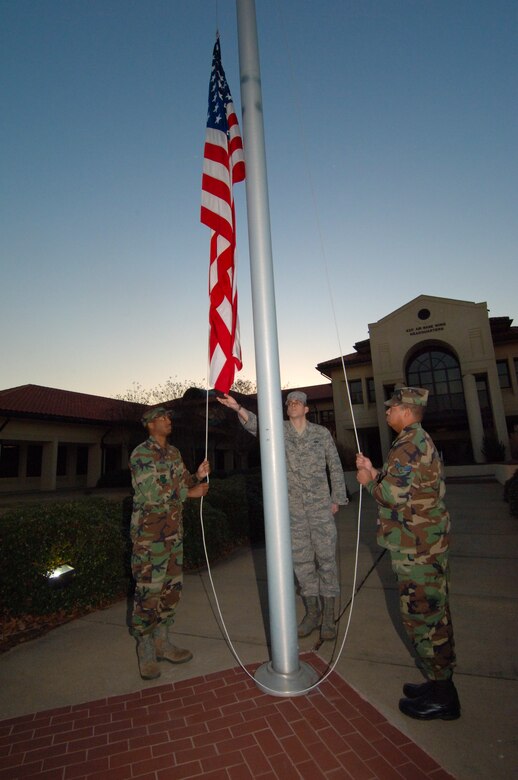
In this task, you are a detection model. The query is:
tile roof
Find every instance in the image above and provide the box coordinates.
[281,383,334,402]
[316,349,373,376]
[0,384,145,424]
[318,315,518,375]
[489,316,518,344]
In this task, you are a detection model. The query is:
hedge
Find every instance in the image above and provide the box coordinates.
[503,468,518,517]
[0,474,264,619]
[0,499,130,617]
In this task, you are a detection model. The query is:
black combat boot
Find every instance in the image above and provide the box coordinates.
[399,679,460,721]
[402,679,435,698]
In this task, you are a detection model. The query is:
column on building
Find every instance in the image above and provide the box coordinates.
[18,445,28,483]
[376,406,392,461]
[41,440,58,491]
[66,445,77,484]
[462,372,485,464]
[486,367,511,459]
[87,443,103,488]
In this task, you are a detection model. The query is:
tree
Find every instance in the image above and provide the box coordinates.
[230,377,257,394]
[116,376,257,403]
[115,378,203,404]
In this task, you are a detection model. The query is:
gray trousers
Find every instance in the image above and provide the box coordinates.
[290,509,339,598]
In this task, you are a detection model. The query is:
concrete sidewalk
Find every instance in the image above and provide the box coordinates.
[1,481,517,779]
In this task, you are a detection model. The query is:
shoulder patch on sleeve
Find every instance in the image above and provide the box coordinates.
[392,462,413,476]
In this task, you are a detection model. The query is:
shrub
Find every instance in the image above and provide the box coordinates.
[242,469,265,543]
[482,433,506,463]
[0,474,264,621]
[97,469,132,488]
[503,468,518,517]
[183,500,231,570]
[200,474,252,539]
[122,489,249,573]
[183,471,264,568]
[0,499,131,618]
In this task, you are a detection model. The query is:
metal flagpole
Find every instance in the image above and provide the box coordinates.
[235,0,318,696]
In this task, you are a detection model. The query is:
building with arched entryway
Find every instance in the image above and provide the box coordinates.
[316,295,518,469]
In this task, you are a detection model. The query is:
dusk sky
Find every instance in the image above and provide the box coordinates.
[2,0,517,399]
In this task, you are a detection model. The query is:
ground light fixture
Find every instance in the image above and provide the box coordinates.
[48,564,75,579]
[46,564,75,587]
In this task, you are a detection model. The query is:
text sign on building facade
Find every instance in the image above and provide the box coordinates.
[406,322,446,337]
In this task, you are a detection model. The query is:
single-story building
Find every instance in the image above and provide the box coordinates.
[0,385,145,493]
[0,383,336,494]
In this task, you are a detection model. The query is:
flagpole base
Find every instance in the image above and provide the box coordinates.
[253,660,319,697]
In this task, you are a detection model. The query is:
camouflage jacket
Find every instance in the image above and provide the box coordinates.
[365,422,450,557]
[242,412,347,507]
[129,436,198,520]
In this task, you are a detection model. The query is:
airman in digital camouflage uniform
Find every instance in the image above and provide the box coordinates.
[129,406,210,680]
[356,386,460,720]
[218,390,348,641]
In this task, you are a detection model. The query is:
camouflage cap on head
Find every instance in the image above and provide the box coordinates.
[285,390,308,405]
[384,386,429,407]
[141,406,171,426]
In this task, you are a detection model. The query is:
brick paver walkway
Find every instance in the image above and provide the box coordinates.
[0,653,454,779]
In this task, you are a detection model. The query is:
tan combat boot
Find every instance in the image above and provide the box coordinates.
[297,596,321,637]
[136,634,161,680]
[320,597,337,640]
[154,623,193,664]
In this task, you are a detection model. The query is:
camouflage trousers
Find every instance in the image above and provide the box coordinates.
[391,551,456,681]
[290,507,339,598]
[130,509,184,636]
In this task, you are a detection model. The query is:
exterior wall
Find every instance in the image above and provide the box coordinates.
[495,344,518,458]
[494,344,518,415]
[331,364,379,463]
[306,399,337,437]
[0,418,133,493]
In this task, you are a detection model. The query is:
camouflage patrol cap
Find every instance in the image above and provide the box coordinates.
[384,387,429,407]
[285,391,308,405]
[141,406,171,426]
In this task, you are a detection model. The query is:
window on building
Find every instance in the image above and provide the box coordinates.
[319,410,335,424]
[406,348,465,415]
[348,379,363,405]
[366,378,376,403]
[27,445,43,477]
[0,444,20,478]
[384,384,396,402]
[497,359,511,389]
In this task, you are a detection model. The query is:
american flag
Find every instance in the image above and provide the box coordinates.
[201,37,246,393]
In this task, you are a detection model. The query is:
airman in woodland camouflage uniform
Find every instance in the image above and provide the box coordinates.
[356,387,460,720]
[218,390,348,641]
[129,406,210,680]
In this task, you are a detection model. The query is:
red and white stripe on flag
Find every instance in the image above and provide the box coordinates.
[201,37,245,393]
